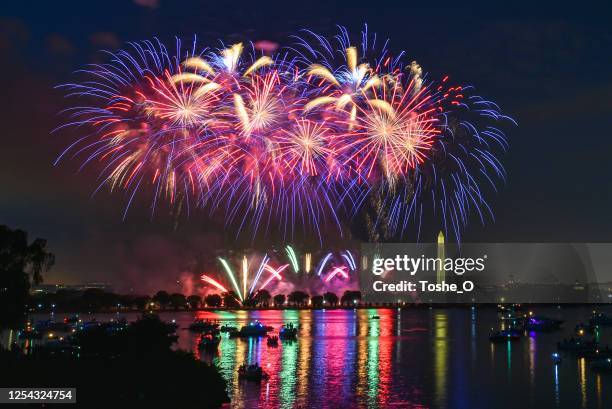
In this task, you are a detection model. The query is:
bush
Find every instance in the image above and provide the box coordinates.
[0,350,229,408]
[0,314,229,408]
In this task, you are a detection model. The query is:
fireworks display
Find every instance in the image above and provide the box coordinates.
[56,27,513,241]
[202,247,357,304]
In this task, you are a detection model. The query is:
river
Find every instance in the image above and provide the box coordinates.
[9,306,612,408]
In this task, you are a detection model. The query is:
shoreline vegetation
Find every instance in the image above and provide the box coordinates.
[27,287,612,315]
[28,287,612,315]
[28,288,367,314]
[2,314,230,408]
[27,303,612,315]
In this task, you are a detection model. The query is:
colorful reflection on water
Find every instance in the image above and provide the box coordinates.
[186,309,419,408]
[183,307,612,409]
[13,307,612,408]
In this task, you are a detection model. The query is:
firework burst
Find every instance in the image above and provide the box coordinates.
[200,248,357,305]
[56,27,514,242]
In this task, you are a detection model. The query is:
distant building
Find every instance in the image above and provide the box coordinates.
[31,282,113,294]
[31,284,65,294]
[436,231,445,285]
[69,282,113,292]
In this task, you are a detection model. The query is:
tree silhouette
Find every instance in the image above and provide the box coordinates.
[204,293,222,308]
[134,295,151,310]
[273,294,286,307]
[0,225,55,328]
[254,289,271,307]
[341,290,362,305]
[152,290,170,308]
[222,292,241,308]
[186,295,202,309]
[323,292,339,306]
[169,293,186,310]
[311,295,324,307]
[81,288,117,310]
[288,291,309,306]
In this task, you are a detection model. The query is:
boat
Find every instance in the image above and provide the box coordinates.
[371,315,380,320]
[591,358,612,373]
[198,334,221,351]
[489,329,521,342]
[189,319,220,332]
[497,303,522,313]
[557,338,598,353]
[279,323,298,340]
[267,335,279,346]
[219,325,237,333]
[238,363,269,381]
[236,321,270,337]
[552,352,562,364]
[523,316,563,331]
[589,312,612,327]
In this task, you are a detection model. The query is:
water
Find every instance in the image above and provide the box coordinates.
[17,306,612,408]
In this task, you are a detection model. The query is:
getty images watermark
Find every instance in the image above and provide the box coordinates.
[358,242,612,303]
[370,254,484,294]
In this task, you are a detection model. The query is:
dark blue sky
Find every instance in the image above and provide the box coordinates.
[1,0,611,289]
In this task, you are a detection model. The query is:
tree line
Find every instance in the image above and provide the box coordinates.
[30,288,364,311]
[0,223,364,327]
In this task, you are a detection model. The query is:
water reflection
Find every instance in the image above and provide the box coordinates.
[14,306,612,409]
[367,312,379,407]
[296,311,311,406]
[554,363,560,407]
[434,312,448,409]
[595,374,602,409]
[528,333,536,389]
[578,357,587,409]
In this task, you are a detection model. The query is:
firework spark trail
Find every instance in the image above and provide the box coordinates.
[263,264,284,280]
[285,245,299,273]
[201,274,229,293]
[242,255,248,300]
[203,249,373,297]
[304,252,312,273]
[249,254,270,295]
[324,266,349,283]
[259,264,289,291]
[342,250,356,270]
[316,252,333,276]
[56,27,513,241]
[218,257,243,301]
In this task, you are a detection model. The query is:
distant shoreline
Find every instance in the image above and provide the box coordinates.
[29,302,612,315]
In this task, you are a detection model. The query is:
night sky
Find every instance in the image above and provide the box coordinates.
[1,0,611,291]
